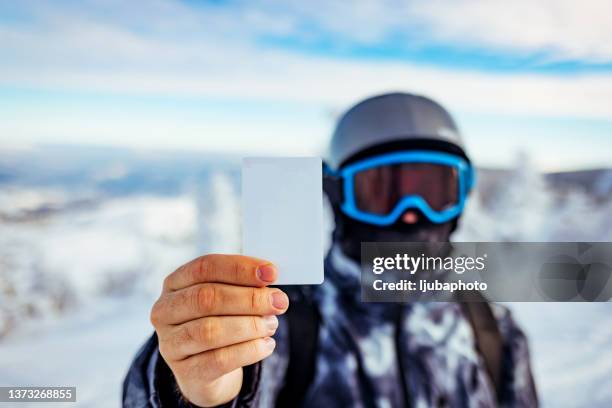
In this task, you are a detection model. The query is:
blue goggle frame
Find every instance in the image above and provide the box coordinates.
[326,150,475,226]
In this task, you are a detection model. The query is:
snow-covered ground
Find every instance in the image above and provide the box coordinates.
[0,147,611,407]
[510,303,612,407]
[0,297,153,407]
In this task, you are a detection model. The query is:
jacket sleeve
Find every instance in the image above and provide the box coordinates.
[122,317,290,408]
[122,333,263,408]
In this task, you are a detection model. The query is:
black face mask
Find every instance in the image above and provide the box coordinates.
[333,207,455,263]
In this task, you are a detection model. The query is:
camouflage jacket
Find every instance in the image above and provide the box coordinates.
[123,246,538,407]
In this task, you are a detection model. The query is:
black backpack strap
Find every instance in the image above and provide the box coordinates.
[457,292,504,402]
[275,287,320,408]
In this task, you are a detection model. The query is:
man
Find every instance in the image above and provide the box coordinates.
[124,93,538,407]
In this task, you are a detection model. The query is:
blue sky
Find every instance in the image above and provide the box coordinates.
[1,0,611,170]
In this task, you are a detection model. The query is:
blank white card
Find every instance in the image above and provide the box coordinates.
[242,157,324,285]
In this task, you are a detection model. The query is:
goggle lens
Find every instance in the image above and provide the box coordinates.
[353,163,459,215]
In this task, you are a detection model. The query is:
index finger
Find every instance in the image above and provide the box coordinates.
[163,254,277,292]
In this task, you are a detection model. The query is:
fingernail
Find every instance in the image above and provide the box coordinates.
[256,264,276,282]
[271,291,288,310]
[263,336,276,351]
[263,315,279,332]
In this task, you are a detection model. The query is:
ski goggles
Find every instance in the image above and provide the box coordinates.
[324,151,475,226]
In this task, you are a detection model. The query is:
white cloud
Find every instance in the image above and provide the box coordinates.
[247,0,612,63]
[404,0,612,63]
[2,40,612,120]
[1,0,611,163]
